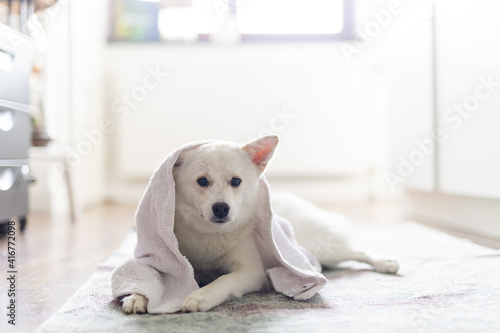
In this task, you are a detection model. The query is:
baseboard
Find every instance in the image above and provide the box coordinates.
[404,190,500,240]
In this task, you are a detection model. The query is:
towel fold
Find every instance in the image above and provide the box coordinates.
[111,141,327,313]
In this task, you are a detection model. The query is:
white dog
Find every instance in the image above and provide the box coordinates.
[122,135,398,314]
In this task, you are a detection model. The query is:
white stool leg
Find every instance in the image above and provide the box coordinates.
[63,162,76,222]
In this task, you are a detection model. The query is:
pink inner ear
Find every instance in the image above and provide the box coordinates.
[252,148,269,165]
[244,136,278,167]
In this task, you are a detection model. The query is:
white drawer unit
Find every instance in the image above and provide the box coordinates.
[0,106,31,159]
[0,163,30,222]
[0,23,32,231]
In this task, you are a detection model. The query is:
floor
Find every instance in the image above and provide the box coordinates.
[0,201,498,332]
[0,205,136,333]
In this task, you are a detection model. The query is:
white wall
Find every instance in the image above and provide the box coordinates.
[435,0,500,200]
[375,0,435,195]
[105,43,370,180]
[103,0,438,204]
[33,0,440,209]
[379,0,500,202]
[402,0,500,239]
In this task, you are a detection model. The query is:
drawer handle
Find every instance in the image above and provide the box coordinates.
[0,109,16,131]
[0,49,14,72]
[0,168,16,191]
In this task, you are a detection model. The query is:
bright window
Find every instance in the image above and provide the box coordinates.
[108,0,352,42]
[237,0,343,35]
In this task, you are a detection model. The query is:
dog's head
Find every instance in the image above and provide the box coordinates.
[173,135,279,234]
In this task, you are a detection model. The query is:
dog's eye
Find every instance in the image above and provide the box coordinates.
[197,178,209,187]
[231,177,241,187]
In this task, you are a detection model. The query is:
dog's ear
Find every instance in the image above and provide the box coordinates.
[242,135,279,173]
[174,150,186,168]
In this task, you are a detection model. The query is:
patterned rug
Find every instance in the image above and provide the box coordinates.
[35,222,500,333]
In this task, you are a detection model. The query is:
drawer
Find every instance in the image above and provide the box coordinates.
[0,163,29,220]
[0,24,31,104]
[0,106,31,159]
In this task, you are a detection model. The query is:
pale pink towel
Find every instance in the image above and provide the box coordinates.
[111,141,327,313]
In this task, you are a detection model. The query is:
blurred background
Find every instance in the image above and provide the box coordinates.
[1,0,499,241]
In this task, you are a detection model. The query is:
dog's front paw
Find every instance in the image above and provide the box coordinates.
[122,294,148,314]
[182,289,218,312]
[373,258,399,274]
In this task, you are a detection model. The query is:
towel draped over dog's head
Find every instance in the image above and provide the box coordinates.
[111,141,327,314]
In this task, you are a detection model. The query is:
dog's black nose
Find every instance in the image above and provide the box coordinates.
[212,202,230,219]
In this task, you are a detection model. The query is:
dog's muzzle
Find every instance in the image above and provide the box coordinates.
[211,202,230,223]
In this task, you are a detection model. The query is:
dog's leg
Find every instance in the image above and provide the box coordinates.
[347,250,399,274]
[318,244,399,274]
[296,227,399,274]
[122,293,149,314]
[181,238,267,312]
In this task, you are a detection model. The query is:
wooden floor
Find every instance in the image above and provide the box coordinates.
[0,205,136,333]
[0,201,498,332]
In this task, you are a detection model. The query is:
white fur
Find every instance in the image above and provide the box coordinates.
[122,294,148,314]
[122,136,398,314]
[272,192,399,272]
